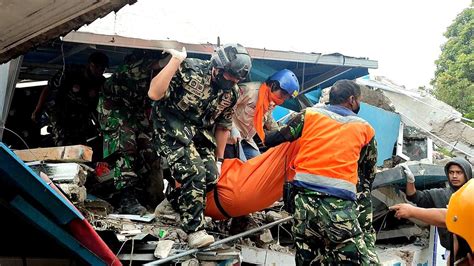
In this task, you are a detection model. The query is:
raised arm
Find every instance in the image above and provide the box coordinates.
[148,48,187,101]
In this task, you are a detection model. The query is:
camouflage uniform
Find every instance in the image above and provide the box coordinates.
[357,138,380,264]
[293,190,369,265]
[97,56,159,191]
[152,58,237,233]
[47,65,104,146]
[265,106,373,265]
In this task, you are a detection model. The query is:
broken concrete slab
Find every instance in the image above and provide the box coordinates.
[357,78,474,160]
[28,162,88,186]
[240,245,295,266]
[376,243,432,266]
[373,163,446,189]
[154,240,174,258]
[14,145,93,162]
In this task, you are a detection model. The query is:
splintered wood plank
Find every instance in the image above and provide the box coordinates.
[14,145,93,162]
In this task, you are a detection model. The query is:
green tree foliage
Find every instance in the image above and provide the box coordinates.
[432,5,473,123]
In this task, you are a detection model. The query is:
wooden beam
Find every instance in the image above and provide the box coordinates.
[14,145,93,162]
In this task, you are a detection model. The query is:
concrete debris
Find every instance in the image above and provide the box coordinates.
[357,77,473,160]
[154,240,174,258]
[269,243,292,253]
[240,245,295,266]
[181,258,199,266]
[258,229,273,244]
[175,228,188,241]
[160,214,179,222]
[265,210,283,222]
[82,198,113,217]
[29,163,88,186]
[360,85,396,112]
[239,237,256,247]
[33,137,444,266]
[121,223,140,231]
[57,183,87,203]
[14,145,93,162]
[204,216,213,229]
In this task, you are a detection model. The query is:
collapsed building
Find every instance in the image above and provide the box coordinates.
[3,75,472,265]
[1,1,473,266]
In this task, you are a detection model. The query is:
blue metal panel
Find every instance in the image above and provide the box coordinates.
[10,195,106,266]
[0,142,84,224]
[305,89,323,105]
[272,106,290,121]
[249,60,279,81]
[358,103,401,166]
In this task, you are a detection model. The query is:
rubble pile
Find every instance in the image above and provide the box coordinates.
[12,132,459,265]
[81,203,295,264]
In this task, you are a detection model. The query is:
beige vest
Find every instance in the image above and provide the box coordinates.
[229,82,279,150]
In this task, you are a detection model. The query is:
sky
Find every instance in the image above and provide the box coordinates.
[81,0,471,90]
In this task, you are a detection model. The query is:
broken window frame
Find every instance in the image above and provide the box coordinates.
[396,122,433,164]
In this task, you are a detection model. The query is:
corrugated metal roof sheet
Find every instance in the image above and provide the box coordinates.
[0,0,136,64]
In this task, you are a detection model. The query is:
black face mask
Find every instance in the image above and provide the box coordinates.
[353,103,360,114]
[351,97,361,114]
[213,71,236,91]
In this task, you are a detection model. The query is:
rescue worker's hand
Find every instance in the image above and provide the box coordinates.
[229,127,241,145]
[216,160,222,176]
[389,203,416,219]
[163,47,187,63]
[400,163,415,183]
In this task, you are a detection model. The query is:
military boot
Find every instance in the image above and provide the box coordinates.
[187,230,215,248]
[118,189,147,215]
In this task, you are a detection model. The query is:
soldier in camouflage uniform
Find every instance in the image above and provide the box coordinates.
[148,44,252,248]
[98,51,163,215]
[264,80,376,265]
[357,137,380,264]
[32,52,109,146]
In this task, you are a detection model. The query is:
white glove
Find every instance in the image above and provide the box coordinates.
[163,47,187,63]
[216,160,222,176]
[400,163,415,183]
